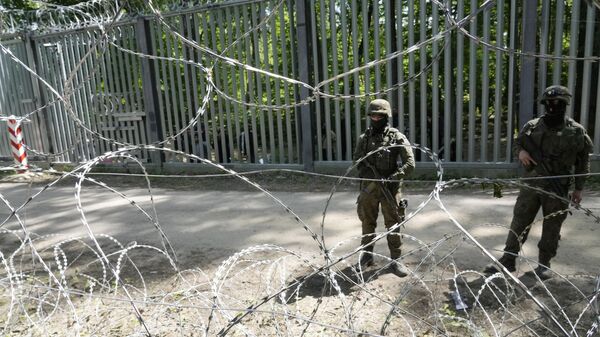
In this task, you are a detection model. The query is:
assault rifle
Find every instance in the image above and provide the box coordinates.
[520,135,567,197]
[362,159,408,217]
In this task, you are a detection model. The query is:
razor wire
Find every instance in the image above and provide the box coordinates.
[1,0,600,336]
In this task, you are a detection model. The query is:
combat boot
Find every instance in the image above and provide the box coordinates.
[483,255,516,275]
[358,249,374,268]
[534,258,552,280]
[389,260,410,277]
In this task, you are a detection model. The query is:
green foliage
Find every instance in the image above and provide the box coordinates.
[2,0,36,10]
[2,0,85,9]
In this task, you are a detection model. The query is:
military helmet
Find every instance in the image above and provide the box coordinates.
[368,99,392,117]
[540,85,571,105]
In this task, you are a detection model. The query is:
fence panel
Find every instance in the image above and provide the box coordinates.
[25,24,147,163]
[0,0,599,168]
[310,0,599,165]
[0,38,46,160]
[146,0,300,165]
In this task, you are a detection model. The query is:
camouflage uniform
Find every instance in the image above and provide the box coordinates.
[353,99,415,260]
[492,86,593,274]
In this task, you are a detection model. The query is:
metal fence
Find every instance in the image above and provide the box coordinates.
[0,0,599,169]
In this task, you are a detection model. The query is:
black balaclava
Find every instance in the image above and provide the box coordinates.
[543,100,567,129]
[371,115,388,133]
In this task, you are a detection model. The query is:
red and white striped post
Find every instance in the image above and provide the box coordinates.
[7,117,28,172]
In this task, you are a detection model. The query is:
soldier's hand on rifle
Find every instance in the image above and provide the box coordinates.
[389,171,405,182]
[518,150,538,167]
[571,190,583,205]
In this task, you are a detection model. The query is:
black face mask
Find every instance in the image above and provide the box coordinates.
[543,100,567,128]
[370,116,388,133]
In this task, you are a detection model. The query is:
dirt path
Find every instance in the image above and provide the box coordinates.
[1,173,599,336]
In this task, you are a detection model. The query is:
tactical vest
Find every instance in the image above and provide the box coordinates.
[524,117,587,177]
[362,127,404,177]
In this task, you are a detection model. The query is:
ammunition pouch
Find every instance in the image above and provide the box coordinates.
[398,199,408,218]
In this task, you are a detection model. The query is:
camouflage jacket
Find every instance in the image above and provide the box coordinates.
[515,117,593,190]
[353,125,415,180]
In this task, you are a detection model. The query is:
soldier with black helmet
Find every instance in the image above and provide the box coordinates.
[484,85,594,279]
[353,98,415,277]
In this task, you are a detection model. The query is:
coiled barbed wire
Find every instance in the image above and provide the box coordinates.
[1,0,600,336]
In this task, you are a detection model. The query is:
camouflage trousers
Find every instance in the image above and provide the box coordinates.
[357,181,405,259]
[503,186,569,264]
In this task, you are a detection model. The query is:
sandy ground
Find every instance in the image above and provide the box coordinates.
[1,173,599,336]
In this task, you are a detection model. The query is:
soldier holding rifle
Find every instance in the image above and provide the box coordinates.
[353,99,415,277]
[485,85,593,279]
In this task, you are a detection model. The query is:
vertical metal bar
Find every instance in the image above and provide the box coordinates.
[280,2,294,163]
[373,0,381,95]
[158,23,174,149]
[136,17,163,164]
[287,0,300,163]
[384,0,393,104]
[296,0,314,170]
[39,40,61,159]
[579,5,595,128]
[506,0,517,161]
[362,0,371,126]
[468,0,478,162]
[352,0,361,143]
[170,20,185,158]
[226,8,242,162]
[105,35,123,151]
[552,0,565,84]
[224,9,236,163]
[153,22,169,151]
[241,5,259,163]
[4,43,20,117]
[167,19,183,155]
[203,12,221,162]
[454,0,470,162]
[595,64,600,154]
[342,0,351,160]
[198,12,215,160]
[210,10,229,162]
[319,0,331,160]
[70,33,89,161]
[172,16,187,151]
[419,0,427,155]
[519,0,538,129]
[432,3,439,157]
[25,34,52,154]
[128,27,145,147]
[396,0,404,134]
[66,33,89,160]
[271,4,284,163]
[115,28,135,148]
[258,4,275,164]
[566,0,580,118]
[37,40,61,160]
[181,14,195,158]
[480,8,490,162]
[54,40,72,161]
[538,0,550,114]
[311,0,322,161]
[330,0,341,161]
[90,31,108,154]
[80,32,102,157]
[493,0,504,162]
[236,6,251,162]
[16,42,39,152]
[408,0,416,144]
[185,14,199,159]
[251,5,268,163]
[79,32,96,159]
